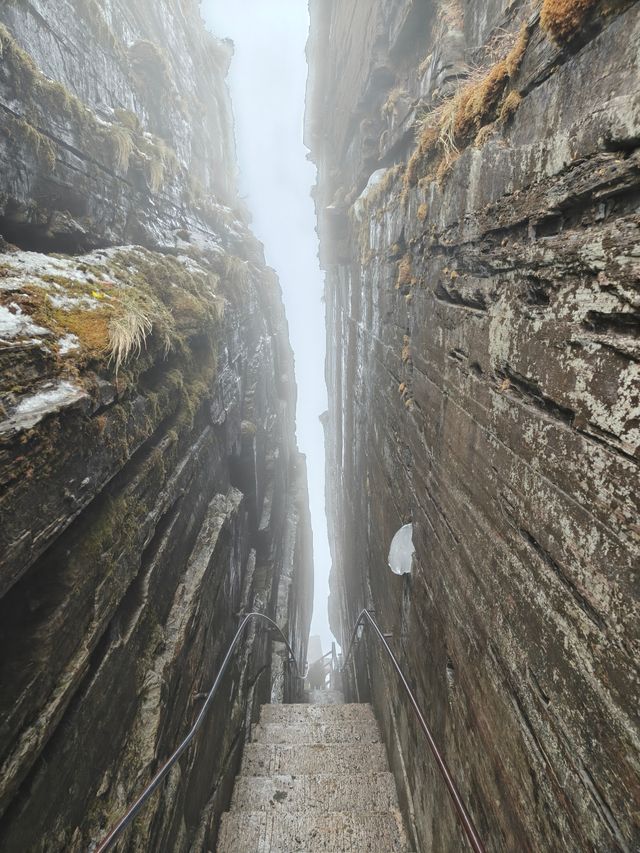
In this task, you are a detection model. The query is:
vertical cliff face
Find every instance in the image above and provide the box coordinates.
[0,1,312,850]
[308,1,639,850]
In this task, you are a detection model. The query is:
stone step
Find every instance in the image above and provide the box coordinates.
[259,702,375,725]
[252,721,380,745]
[241,742,389,776]
[231,773,399,813]
[217,809,413,852]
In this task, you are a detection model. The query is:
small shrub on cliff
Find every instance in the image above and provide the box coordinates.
[541,0,599,41]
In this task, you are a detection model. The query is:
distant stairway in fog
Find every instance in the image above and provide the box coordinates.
[216,691,414,852]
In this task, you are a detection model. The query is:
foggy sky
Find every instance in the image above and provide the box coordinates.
[202,1,334,652]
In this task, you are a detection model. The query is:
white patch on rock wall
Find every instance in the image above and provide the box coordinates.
[1,380,87,434]
[388,523,415,575]
[352,169,390,222]
[0,303,49,340]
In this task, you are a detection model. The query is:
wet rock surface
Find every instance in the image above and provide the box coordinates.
[308,1,639,851]
[0,2,312,850]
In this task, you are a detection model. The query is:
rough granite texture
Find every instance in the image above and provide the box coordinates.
[217,701,414,852]
[308,1,639,851]
[0,1,312,850]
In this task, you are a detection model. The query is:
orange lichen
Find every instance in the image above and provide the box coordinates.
[396,254,413,290]
[401,334,412,363]
[417,203,429,222]
[540,0,599,42]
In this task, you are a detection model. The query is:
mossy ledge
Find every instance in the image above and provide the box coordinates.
[0,22,179,191]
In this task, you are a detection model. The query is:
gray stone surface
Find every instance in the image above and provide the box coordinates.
[241,743,390,777]
[0,2,313,851]
[307,1,640,851]
[251,722,382,745]
[260,703,377,725]
[218,699,414,852]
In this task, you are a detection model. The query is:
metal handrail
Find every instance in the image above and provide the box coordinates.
[342,609,487,853]
[94,612,303,853]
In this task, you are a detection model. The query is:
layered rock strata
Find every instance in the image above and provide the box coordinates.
[308,1,639,850]
[0,1,312,850]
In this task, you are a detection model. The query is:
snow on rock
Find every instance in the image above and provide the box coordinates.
[0,304,49,341]
[0,380,88,435]
[58,334,80,355]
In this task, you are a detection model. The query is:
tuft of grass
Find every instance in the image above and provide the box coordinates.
[474,123,496,147]
[505,23,529,77]
[382,86,406,119]
[453,60,509,140]
[109,305,153,371]
[540,0,599,42]
[396,254,412,290]
[402,335,412,363]
[404,19,533,192]
[4,113,57,171]
[436,152,460,185]
[114,108,142,133]
[109,125,134,174]
[499,90,523,123]
[140,136,178,193]
[405,123,439,190]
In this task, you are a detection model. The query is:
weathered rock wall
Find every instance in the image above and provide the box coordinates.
[308,0,639,850]
[0,2,312,850]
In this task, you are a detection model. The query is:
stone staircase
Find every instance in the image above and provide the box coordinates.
[217,697,414,852]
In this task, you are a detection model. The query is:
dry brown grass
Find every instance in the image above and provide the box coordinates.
[505,24,530,77]
[473,123,496,147]
[453,60,510,139]
[436,152,461,184]
[382,86,405,119]
[396,254,412,290]
[540,0,599,41]
[438,0,464,30]
[499,90,523,123]
[110,125,134,174]
[108,305,154,371]
[404,18,533,193]
[402,335,412,363]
